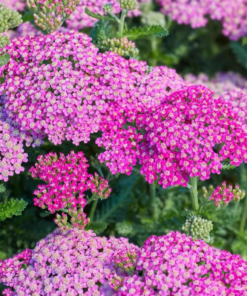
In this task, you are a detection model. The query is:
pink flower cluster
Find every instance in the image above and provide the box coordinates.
[155,0,247,40]
[0,30,186,181]
[185,72,247,99]
[206,181,245,206]
[110,231,247,295]
[1,0,25,11]
[98,85,247,187]
[1,31,247,187]
[1,230,247,295]
[66,0,149,30]
[29,151,111,225]
[185,72,247,130]
[0,249,32,283]
[0,96,32,181]
[0,228,137,296]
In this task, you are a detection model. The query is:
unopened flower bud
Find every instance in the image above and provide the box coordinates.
[118,0,138,11]
[103,3,113,14]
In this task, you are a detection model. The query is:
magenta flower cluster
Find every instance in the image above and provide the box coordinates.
[0,228,137,296]
[206,181,246,207]
[29,151,111,221]
[0,30,186,181]
[110,231,247,295]
[156,0,247,40]
[98,84,247,187]
[1,31,247,188]
[185,72,247,130]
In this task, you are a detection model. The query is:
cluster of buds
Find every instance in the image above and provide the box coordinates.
[102,3,113,14]
[101,37,139,58]
[118,0,138,11]
[203,181,245,207]
[182,216,213,243]
[55,205,89,230]
[27,0,79,32]
[0,4,22,48]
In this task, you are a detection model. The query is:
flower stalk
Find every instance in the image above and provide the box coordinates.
[189,177,199,211]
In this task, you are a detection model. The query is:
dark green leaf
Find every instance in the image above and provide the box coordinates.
[231,42,247,68]
[85,221,107,234]
[124,25,168,39]
[40,211,51,217]
[0,53,10,67]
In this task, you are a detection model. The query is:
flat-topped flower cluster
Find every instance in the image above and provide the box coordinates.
[1,30,247,186]
[1,230,247,295]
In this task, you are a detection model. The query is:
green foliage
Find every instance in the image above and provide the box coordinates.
[124,25,168,39]
[231,42,247,68]
[85,221,107,234]
[222,162,236,170]
[0,199,28,221]
[0,53,10,66]
[85,8,117,22]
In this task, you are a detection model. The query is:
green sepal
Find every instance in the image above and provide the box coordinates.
[124,25,168,39]
[0,198,28,221]
[85,221,107,234]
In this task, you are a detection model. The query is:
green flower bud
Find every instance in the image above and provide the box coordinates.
[102,3,113,14]
[118,0,138,11]
[182,216,213,243]
[101,37,139,58]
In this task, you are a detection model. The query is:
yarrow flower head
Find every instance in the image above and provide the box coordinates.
[29,151,111,228]
[203,181,245,207]
[98,84,247,187]
[0,228,137,296]
[110,231,247,295]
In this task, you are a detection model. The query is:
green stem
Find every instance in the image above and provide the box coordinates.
[119,11,126,37]
[89,200,98,222]
[150,182,158,220]
[189,177,199,211]
[150,37,158,67]
[239,163,247,233]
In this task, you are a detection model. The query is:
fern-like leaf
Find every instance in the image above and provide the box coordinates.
[95,173,140,222]
[124,25,168,39]
[231,42,247,68]
[0,199,28,221]
[85,8,117,22]
[222,162,236,170]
